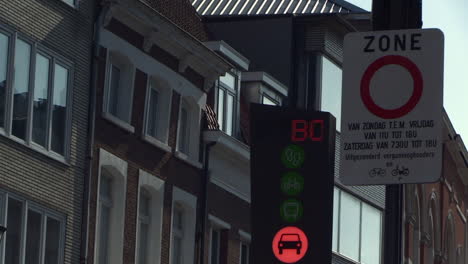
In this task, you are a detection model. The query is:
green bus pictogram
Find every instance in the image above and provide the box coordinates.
[280,199,303,223]
[281,172,304,196]
[281,144,305,169]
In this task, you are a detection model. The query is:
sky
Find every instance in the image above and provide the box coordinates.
[345,0,468,143]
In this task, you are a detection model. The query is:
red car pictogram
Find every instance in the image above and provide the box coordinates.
[278,233,302,255]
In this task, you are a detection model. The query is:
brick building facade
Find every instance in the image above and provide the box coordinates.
[83,1,230,264]
[404,112,468,264]
[0,0,94,263]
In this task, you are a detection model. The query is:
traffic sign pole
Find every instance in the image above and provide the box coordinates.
[371,1,423,264]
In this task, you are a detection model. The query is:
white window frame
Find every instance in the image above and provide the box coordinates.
[142,75,172,153]
[170,187,197,264]
[135,169,165,264]
[319,55,342,131]
[102,50,135,133]
[61,0,77,8]
[333,187,383,264]
[216,71,238,136]
[0,190,66,264]
[0,25,73,163]
[261,93,279,106]
[94,148,127,264]
[175,96,202,168]
[208,215,231,264]
[238,230,251,264]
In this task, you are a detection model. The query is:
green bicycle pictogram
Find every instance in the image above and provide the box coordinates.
[281,144,305,169]
[280,199,303,223]
[281,172,304,196]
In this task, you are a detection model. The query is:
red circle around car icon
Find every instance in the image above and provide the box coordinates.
[272,226,308,263]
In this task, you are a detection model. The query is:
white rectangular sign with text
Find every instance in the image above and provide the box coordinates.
[340,28,444,185]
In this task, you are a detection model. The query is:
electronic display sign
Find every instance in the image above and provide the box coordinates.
[250,104,335,263]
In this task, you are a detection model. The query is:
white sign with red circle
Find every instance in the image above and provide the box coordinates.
[340,29,444,185]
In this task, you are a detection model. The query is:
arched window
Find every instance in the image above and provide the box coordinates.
[427,192,442,262]
[135,169,165,264]
[95,149,127,264]
[412,189,421,264]
[456,246,463,264]
[445,212,456,264]
[427,207,435,263]
[170,187,197,264]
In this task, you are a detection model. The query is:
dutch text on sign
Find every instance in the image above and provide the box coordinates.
[340,28,444,185]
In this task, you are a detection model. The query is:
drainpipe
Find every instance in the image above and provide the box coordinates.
[198,140,217,264]
[81,3,109,264]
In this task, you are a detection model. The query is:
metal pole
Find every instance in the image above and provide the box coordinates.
[371,1,422,264]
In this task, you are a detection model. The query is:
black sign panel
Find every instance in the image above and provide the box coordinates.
[250,104,335,263]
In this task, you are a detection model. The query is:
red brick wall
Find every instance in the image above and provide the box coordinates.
[140,0,209,41]
[86,39,204,263]
[106,18,206,90]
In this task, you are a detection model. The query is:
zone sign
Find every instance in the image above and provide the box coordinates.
[340,29,444,185]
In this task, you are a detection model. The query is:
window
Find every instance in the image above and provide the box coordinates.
[332,187,382,264]
[104,51,135,130]
[177,100,190,155]
[262,95,279,106]
[240,242,249,264]
[171,187,197,264]
[321,56,342,131]
[0,191,65,264]
[0,32,9,129]
[216,72,238,136]
[97,173,112,264]
[172,205,184,264]
[143,77,172,148]
[137,191,150,264]
[210,229,221,264]
[61,0,76,7]
[95,149,127,264]
[136,170,164,264]
[0,29,71,159]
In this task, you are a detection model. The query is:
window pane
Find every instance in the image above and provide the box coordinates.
[226,94,233,136]
[108,65,121,118]
[25,210,42,264]
[98,204,111,264]
[241,243,249,264]
[138,222,148,264]
[339,191,360,261]
[32,54,50,147]
[361,204,382,264]
[147,88,159,139]
[219,73,235,88]
[51,64,68,155]
[217,89,224,130]
[174,207,183,230]
[5,198,23,264]
[0,33,9,129]
[172,236,182,264]
[178,106,189,154]
[262,96,277,106]
[139,193,149,218]
[332,188,339,252]
[44,217,61,264]
[100,173,112,200]
[12,39,31,140]
[211,230,219,264]
[321,56,342,131]
[62,0,74,6]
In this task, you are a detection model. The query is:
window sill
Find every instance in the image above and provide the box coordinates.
[174,151,203,169]
[102,112,135,134]
[0,131,70,167]
[332,251,362,264]
[141,134,172,153]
